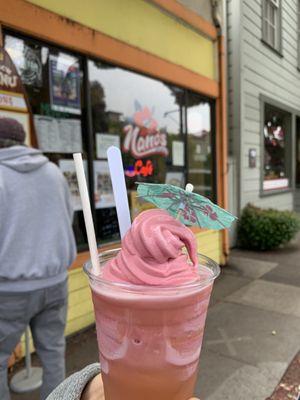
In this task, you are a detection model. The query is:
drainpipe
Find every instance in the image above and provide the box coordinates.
[211,0,230,261]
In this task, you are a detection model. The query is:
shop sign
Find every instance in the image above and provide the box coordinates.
[263,178,289,191]
[0,48,27,111]
[123,102,168,158]
[125,159,154,178]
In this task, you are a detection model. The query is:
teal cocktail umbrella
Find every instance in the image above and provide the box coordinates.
[136,182,237,229]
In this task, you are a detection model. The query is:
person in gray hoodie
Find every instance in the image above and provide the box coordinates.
[0,118,76,400]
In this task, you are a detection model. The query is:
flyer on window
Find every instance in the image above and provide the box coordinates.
[59,159,87,211]
[49,54,81,115]
[94,161,115,209]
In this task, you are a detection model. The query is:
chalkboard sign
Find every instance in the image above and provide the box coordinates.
[96,208,120,241]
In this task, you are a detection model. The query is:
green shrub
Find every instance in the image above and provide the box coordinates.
[238,204,300,251]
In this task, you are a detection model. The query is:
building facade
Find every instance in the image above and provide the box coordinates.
[227,0,300,225]
[0,0,227,348]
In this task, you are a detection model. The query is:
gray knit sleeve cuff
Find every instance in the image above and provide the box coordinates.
[46,363,101,400]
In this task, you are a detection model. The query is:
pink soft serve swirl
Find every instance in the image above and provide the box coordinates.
[102,209,199,286]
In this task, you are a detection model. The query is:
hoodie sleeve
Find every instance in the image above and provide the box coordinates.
[62,175,75,223]
[46,363,101,400]
[0,175,5,227]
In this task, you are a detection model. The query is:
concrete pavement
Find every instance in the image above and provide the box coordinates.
[196,234,300,400]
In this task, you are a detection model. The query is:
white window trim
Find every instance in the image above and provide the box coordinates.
[262,0,282,53]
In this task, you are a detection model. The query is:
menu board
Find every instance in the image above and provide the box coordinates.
[34,115,82,153]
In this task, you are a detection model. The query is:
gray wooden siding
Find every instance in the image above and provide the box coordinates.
[227,0,299,212]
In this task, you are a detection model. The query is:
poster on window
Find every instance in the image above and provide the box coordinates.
[21,45,43,87]
[49,54,81,115]
[34,115,82,153]
[59,159,87,211]
[94,161,115,209]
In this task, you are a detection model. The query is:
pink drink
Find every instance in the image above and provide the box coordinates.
[85,250,219,400]
[84,210,219,399]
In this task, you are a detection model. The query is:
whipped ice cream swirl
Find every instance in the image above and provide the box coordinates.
[102,209,199,286]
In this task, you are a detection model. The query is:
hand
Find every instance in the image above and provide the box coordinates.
[81,374,104,400]
[81,374,200,400]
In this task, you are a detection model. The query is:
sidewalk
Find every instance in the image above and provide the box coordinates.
[10,234,300,400]
[196,233,300,400]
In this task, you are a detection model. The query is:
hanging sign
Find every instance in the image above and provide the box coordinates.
[0,48,27,112]
[123,101,168,158]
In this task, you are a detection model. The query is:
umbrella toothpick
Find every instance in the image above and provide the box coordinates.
[185,183,194,193]
[176,183,194,220]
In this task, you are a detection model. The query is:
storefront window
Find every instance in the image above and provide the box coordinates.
[3,30,217,248]
[263,103,291,191]
[88,61,186,241]
[4,33,89,250]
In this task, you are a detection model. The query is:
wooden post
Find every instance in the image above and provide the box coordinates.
[217,33,230,261]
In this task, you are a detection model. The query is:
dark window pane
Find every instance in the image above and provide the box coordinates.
[263,104,291,191]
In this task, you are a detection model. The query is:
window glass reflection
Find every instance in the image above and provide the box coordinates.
[187,93,213,199]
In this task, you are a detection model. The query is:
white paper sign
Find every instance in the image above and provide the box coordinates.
[96,134,120,159]
[94,161,115,209]
[263,178,289,191]
[59,159,87,211]
[172,141,184,166]
[34,115,82,153]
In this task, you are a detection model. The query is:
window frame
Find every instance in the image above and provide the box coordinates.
[261,0,282,56]
[260,95,295,197]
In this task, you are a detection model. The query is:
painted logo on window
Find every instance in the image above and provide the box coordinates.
[123,100,168,158]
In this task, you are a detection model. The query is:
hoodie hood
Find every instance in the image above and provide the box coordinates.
[0,145,48,172]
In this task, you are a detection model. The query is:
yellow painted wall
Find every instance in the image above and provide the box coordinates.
[21,230,222,354]
[27,0,216,79]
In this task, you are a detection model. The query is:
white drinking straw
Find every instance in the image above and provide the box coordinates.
[73,153,100,276]
[107,146,131,239]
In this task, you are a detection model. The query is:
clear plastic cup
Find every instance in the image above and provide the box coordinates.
[84,249,220,400]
